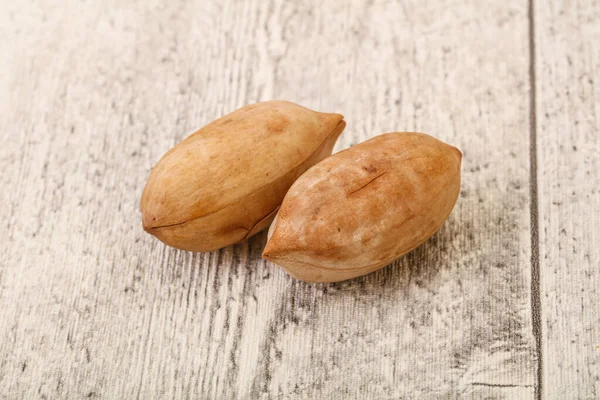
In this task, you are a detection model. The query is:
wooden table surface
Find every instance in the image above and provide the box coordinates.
[1,1,598,399]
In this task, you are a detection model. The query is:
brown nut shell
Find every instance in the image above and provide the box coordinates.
[141,100,345,252]
[262,132,462,282]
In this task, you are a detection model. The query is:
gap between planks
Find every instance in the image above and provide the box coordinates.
[528,0,543,399]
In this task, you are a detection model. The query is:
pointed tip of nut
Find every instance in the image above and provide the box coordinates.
[141,214,157,233]
[450,144,462,160]
[320,112,344,126]
[262,214,281,260]
[261,243,280,262]
[262,215,302,263]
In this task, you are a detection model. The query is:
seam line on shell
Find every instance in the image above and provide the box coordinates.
[264,245,417,273]
[239,206,279,241]
[347,171,387,196]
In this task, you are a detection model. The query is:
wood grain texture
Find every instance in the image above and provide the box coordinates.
[0,0,536,398]
[535,0,600,398]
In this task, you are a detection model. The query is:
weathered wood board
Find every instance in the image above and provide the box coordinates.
[535,0,600,398]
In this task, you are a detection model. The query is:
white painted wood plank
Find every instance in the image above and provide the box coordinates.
[535,0,600,398]
[0,0,535,398]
